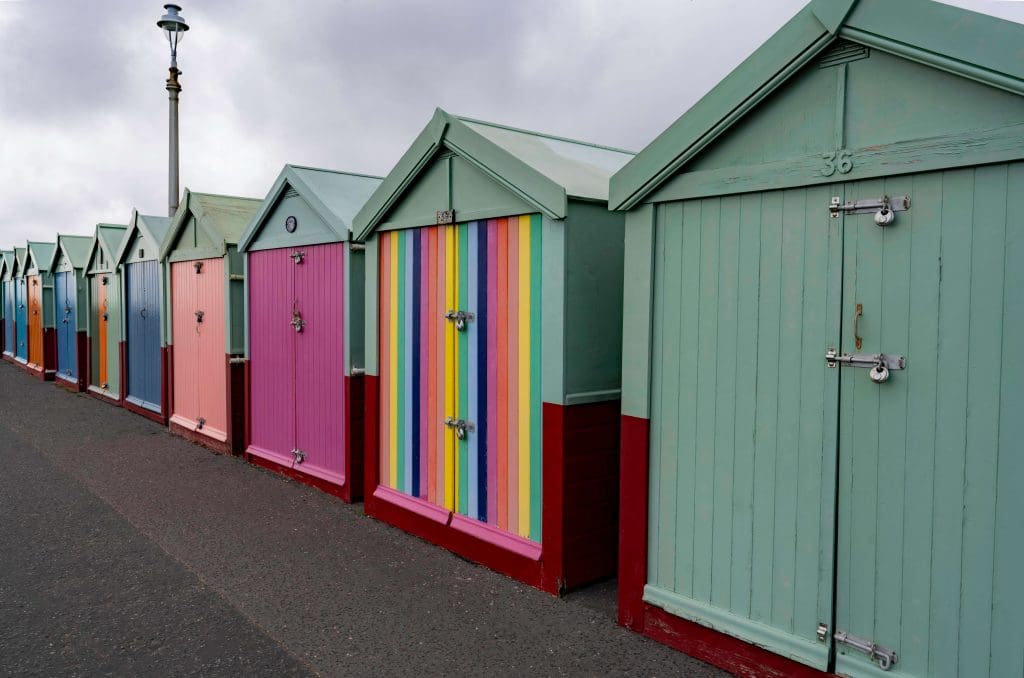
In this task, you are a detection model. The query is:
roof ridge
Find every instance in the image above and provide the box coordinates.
[452,113,636,155]
[286,164,384,180]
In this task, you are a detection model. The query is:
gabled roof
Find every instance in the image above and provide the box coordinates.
[25,241,56,274]
[114,209,172,265]
[85,224,128,273]
[239,165,383,252]
[48,235,93,271]
[159,189,262,260]
[354,108,635,239]
[610,0,1024,210]
[12,247,27,279]
[0,250,12,280]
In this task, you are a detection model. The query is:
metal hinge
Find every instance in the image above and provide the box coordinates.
[830,195,910,225]
[443,417,474,440]
[291,304,305,332]
[350,366,365,376]
[349,242,366,252]
[444,309,474,331]
[834,629,898,671]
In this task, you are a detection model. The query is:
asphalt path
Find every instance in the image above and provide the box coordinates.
[0,361,724,677]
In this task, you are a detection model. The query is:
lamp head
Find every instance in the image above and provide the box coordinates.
[157,4,189,58]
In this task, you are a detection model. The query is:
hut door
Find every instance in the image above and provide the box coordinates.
[832,166,1023,678]
[293,243,347,483]
[27,275,42,367]
[55,272,76,379]
[97,279,109,388]
[127,262,162,409]
[248,249,296,468]
[379,216,543,541]
[3,281,13,353]
[15,278,27,360]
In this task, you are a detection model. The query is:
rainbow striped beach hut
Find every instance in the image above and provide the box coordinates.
[353,109,634,594]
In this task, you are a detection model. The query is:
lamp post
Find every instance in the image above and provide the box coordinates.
[157,4,189,218]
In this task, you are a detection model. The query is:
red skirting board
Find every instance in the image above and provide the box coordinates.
[167,351,245,456]
[365,375,619,595]
[617,414,834,678]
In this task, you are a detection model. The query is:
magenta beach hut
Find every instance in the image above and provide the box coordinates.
[239,165,382,501]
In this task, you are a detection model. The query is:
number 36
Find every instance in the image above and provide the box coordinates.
[822,149,853,176]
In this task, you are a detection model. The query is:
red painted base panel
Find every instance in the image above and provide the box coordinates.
[618,414,834,678]
[123,399,166,425]
[169,420,233,456]
[363,375,619,596]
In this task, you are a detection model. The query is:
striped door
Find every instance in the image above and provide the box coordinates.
[27,275,43,367]
[15,279,27,361]
[378,215,543,542]
[2,281,13,354]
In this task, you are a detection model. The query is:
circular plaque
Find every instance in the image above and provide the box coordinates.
[285,215,298,233]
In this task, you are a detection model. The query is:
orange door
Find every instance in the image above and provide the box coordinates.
[27,275,43,366]
[98,282,108,387]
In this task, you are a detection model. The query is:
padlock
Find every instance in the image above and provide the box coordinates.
[874,208,895,226]
[869,363,890,383]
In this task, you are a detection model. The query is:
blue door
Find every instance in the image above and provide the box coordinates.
[125,261,161,411]
[2,281,13,355]
[15,278,27,361]
[55,271,77,381]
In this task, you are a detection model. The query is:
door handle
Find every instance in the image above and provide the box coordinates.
[853,303,863,350]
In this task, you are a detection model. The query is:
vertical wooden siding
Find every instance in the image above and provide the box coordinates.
[15,279,27,360]
[171,258,227,440]
[2,281,13,353]
[294,243,348,483]
[27,275,43,367]
[55,272,76,379]
[125,261,162,409]
[645,185,840,669]
[833,164,1024,678]
[248,249,295,466]
[378,215,543,541]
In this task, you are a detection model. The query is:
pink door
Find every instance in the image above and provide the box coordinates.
[294,243,346,484]
[247,249,295,466]
[171,258,227,441]
[247,243,347,485]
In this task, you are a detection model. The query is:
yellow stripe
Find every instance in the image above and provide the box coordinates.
[443,225,456,510]
[517,215,531,535]
[389,233,399,489]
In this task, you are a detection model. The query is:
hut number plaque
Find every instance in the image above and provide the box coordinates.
[436,209,455,225]
[285,215,298,233]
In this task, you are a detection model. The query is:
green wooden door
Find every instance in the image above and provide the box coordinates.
[644,184,842,670]
[834,164,1024,678]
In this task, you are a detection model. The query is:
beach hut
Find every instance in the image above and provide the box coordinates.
[47,235,92,390]
[353,109,633,594]
[1,250,13,358]
[85,224,127,404]
[239,165,381,500]
[611,1,1024,676]
[23,241,56,380]
[115,210,172,423]
[159,189,261,454]
[10,248,27,364]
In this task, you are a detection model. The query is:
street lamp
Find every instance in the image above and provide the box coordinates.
[157,4,189,218]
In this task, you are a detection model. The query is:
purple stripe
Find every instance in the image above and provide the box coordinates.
[486,218,498,524]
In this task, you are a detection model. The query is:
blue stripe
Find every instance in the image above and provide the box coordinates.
[410,230,422,497]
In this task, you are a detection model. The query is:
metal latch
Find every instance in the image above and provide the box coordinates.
[825,348,905,383]
[444,309,474,331]
[443,417,474,440]
[834,630,898,671]
[196,417,206,430]
[830,195,910,225]
[291,304,306,332]
[195,310,204,323]
[292,448,306,464]
[193,261,204,273]
[291,251,305,264]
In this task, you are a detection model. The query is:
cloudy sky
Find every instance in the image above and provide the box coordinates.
[1,0,1022,248]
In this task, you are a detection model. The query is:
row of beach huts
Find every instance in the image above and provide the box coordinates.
[2,2,1023,676]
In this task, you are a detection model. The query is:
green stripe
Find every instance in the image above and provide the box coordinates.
[457,222,470,514]
[529,213,543,540]
[396,230,406,493]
